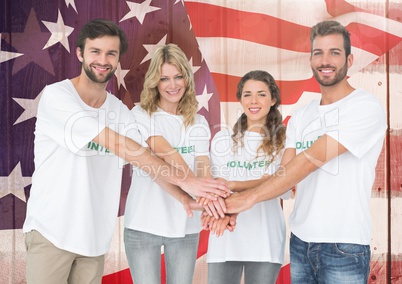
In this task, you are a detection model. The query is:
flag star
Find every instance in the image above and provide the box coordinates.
[120,0,161,24]
[115,63,130,90]
[196,85,213,112]
[42,10,74,52]
[13,87,44,125]
[1,34,24,63]
[0,162,31,202]
[65,0,78,13]
[189,57,201,75]
[174,0,185,5]
[140,34,167,64]
[3,8,55,75]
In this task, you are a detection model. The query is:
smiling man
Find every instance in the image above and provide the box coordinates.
[23,19,228,284]
[225,20,387,283]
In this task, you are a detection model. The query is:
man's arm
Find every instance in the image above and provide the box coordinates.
[92,127,229,199]
[225,134,347,213]
[227,175,271,192]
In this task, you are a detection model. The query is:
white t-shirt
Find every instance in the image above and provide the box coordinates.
[23,79,142,256]
[124,106,210,237]
[286,89,386,245]
[207,129,288,264]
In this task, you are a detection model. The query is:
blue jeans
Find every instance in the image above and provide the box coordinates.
[124,228,199,284]
[208,261,282,284]
[290,233,370,284]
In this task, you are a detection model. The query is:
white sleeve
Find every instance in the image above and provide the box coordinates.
[326,95,386,159]
[116,103,143,145]
[131,105,162,146]
[38,84,106,153]
[284,113,297,150]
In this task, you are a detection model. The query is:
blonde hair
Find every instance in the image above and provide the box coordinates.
[140,43,198,127]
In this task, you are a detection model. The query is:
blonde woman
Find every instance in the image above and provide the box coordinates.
[124,43,219,283]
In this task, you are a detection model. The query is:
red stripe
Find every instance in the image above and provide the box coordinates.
[326,0,402,56]
[186,2,402,58]
[197,229,210,258]
[347,23,402,56]
[325,0,365,16]
[102,268,132,284]
[276,264,291,283]
[185,2,311,52]
[211,73,320,104]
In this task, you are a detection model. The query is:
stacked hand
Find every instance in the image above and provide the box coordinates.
[201,212,238,237]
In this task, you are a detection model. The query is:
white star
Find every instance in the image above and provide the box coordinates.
[115,63,130,90]
[0,33,24,63]
[0,162,31,202]
[42,10,74,52]
[13,87,44,125]
[174,0,185,5]
[120,0,161,24]
[189,57,201,75]
[140,34,167,64]
[196,85,213,112]
[65,0,78,13]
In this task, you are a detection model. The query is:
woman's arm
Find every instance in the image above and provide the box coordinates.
[196,155,227,218]
[146,136,203,215]
[93,127,229,198]
[152,175,203,217]
[147,136,195,177]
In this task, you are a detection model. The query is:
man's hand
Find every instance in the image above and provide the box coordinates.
[226,214,238,232]
[181,196,203,218]
[178,176,230,199]
[225,190,256,214]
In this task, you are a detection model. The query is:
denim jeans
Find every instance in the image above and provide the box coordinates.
[208,261,282,284]
[290,233,371,284]
[124,228,199,284]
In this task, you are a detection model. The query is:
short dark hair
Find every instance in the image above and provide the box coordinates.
[76,18,128,59]
[310,20,351,57]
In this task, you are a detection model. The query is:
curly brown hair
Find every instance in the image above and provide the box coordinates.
[232,70,286,163]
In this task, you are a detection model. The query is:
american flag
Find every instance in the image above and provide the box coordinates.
[1,0,402,283]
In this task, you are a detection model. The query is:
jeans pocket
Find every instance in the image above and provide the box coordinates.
[334,243,368,257]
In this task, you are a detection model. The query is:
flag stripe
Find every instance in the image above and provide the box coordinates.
[195,37,312,81]
[347,22,402,56]
[211,72,321,105]
[196,36,380,81]
[186,0,332,26]
[186,2,312,52]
